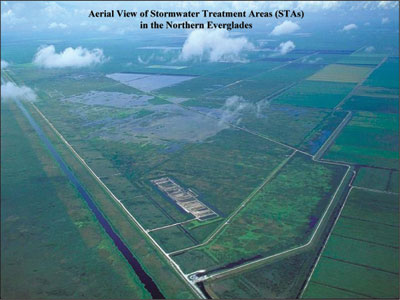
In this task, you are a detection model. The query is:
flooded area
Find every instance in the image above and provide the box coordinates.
[63,91,228,144]
[106,73,196,92]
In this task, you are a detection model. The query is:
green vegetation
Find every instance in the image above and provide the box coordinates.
[307,64,372,83]
[239,104,332,147]
[302,282,363,298]
[353,167,392,191]
[274,80,355,109]
[173,153,346,273]
[212,63,321,103]
[342,95,399,114]
[323,235,398,273]
[1,102,150,299]
[150,225,197,253]
[144,128,291,218]
[337,53,385,65]
[364,58,399,89]
[302,188,399,298]
[341,188,398,226]
[324,111,399,168]
[24,101,197,299]
[205,252,316,299]
[306,256,398,298]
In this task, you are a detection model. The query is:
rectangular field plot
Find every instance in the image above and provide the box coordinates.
[306,257,398,298]
[341,188,399,226]
[307,64,372,83]
[174,153,347,273]
[302,281,364,298]
[364,57,399,89]
[333,217,399,248]
[322,235,398,273]
[212,63,322,103]
[342,95,399,114]
[273,80,355,109]
[106,73,196,92]
[157,61,281,98]
[388,171,399,193]
[336,53,386,66]
[324,111,399,168]
[149,225,197,253]
[353,167,391,191]
[303,188,399,298]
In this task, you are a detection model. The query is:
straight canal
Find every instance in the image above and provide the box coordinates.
[16,100,165,299]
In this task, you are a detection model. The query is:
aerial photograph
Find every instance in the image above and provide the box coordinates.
[1,1,399,299]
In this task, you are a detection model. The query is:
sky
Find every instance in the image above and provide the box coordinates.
[1,1,398,37]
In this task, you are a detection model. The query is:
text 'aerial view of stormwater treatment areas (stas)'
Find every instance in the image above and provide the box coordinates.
[1,1,399,299]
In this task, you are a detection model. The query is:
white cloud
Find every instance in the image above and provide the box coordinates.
[378,1,398,9]
[48,22,67,29]
[342,23,357,31]
[1,8,25,26]
[1,82,37,102]
[365,46,375,53]
[33,45,107,68]
[276,41,296,55]
[297,1,341,11]
[1,60,9,69]
[180,29,253,63]
[43,2,67,18]
[98,25,109,32]
[270,21,300,36]
[382,17,389,24]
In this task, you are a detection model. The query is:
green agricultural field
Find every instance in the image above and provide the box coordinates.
[212,63,322,103]
[336,53,386,65]
[388,171,399,193]
[157,61,281,98]
[342,95,399,114]
[364,57,400,89]
[324,111,399,168]
[274,80,355,109]
[302,281,363,298]
[305,256,398,298]
[322,235,398,273]
[303,187,399,298]
[1,102,151,299]
[341,188,398,226]
[353,167,391,191]
[307,64,372,83]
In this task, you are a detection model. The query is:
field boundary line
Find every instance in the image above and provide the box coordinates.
[352,185,399,195]
[309,280,373,298]
[333,55,388,110]
[299,170,356,298]
[147,218,197,233]
[322,255,399,275]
